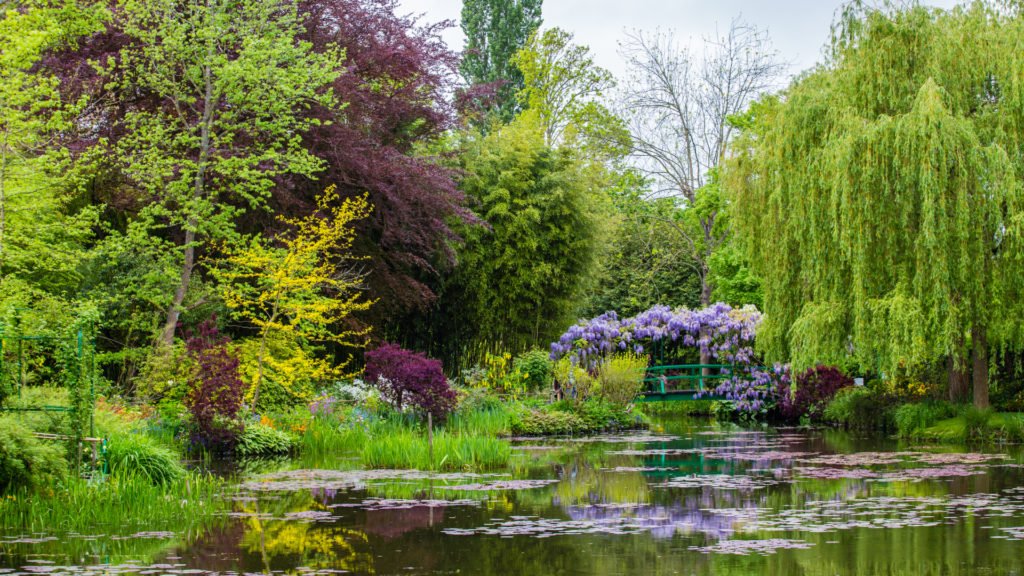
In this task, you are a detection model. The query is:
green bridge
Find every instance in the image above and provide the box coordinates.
[637,364,733,402]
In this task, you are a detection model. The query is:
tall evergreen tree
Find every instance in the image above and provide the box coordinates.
[726,2,1024,407]
[459,0,542,122]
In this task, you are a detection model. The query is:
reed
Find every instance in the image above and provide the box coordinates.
[361,428,510,471]
[299,417,369,458]
[0,472,227,533]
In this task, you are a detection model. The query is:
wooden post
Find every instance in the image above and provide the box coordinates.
[427,412,433,467]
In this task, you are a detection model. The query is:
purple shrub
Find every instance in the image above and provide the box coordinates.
[778,365,853,422]
[364,343,456,419]
[184,319,245,452]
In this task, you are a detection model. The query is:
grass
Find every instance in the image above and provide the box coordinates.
[360,427,511,471]
[921,411,1024,443]
[446,404,514,437]
[299,416,370,458]
[0,472,227,533]
[105,433,186,484]
[638,399,716,417]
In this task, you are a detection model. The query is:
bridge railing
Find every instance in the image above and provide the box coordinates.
[643,364,735,395]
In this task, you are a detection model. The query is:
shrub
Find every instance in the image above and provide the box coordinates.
[576,398,640,431]
[135,343,194,405]
[513,349,554,391]
[554,357,598,404]
[184,319,245,452]
[236,423,295,457]
[596,353,647,407]
[894,401,957,438]
[364,343,456,419]
[823,385,895,430]
[0,416,66,492]
[104,434,185,485]
[511,408,585,436]
[778,365,853,422]
[963,406,993,443]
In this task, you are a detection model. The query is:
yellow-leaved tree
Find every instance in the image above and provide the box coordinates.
[217,185,373,409]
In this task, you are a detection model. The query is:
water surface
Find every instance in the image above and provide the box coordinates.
[3,418,1024,575]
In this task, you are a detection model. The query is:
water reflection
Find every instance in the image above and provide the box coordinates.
[3,419,1024,575]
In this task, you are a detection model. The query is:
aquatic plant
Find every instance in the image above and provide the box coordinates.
[360,428,510,471]
[0,473,225,532]
[104,434,185,485]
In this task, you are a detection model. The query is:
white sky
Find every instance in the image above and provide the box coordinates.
[397,0,960,81]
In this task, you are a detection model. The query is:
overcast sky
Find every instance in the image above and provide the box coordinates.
[396,0,960,82]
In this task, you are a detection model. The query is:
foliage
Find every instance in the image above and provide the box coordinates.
[638,399,716,417]
[0,0,104,300]
[726,3,1024,407]
[434,118,604,356]
[580,171,702,318]
[822,385,895,431]
[291,0,468,322]
[71,0,343,345]
[183,320,245,452]
[364,344,456,419]
[135,342,193,404]
[511,27,624,152]
[595,353,648,407]
[551,302,783,414]
[553,357,598,405]
[104,434,185,485]
[0,473,224,532]
[894,401,957,438]
[574,398,641,431]
[777,365,854,422]
[217,185,373,408]
[0,416,66,493]
[512,349,554,392]
[236,423,296,457]
[459,0,542,121]
[511,407,584,436]
[708,241,763,309]
[510,400,642,435]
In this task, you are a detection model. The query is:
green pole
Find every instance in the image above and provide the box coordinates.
[15,311,22,399]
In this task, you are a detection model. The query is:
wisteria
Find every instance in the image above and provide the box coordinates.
[550,303,790,414]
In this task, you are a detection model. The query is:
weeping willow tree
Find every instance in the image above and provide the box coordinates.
[726,1,1024,407]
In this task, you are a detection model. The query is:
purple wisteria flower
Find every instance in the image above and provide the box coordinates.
[550,303,790,415]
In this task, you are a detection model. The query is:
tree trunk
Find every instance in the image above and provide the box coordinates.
[946,353,970,403]
[972,324,989,409]
[159,227,196,346]
[158,56,215,346]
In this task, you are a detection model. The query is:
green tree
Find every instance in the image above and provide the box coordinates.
[102,0,343,346]
[580,171,702,318]
[511,27,621,152]
[438,117,604,357]
[0,1,105,294]
[460,0,542,122]
[726,2,1024,407]
[215,186,373,408]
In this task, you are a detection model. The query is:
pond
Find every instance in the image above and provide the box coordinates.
[3,417,1024,575]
